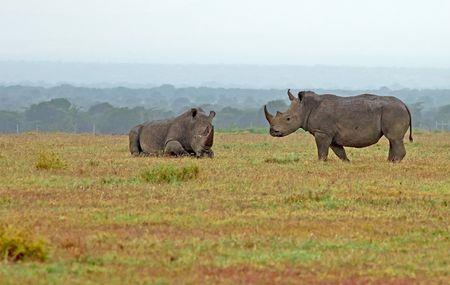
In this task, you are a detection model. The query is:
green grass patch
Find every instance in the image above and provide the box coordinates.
[265,153,300,164]
[0,225,49,262]
[35,151,65,170]
[140,163,199,184]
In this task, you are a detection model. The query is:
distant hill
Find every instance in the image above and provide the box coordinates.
[1,61,450,89]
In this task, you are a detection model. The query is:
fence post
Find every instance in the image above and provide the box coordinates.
[16,123,19,134]
[93,123,96,135]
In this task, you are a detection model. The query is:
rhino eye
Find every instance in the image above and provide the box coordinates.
[286,117,291,121]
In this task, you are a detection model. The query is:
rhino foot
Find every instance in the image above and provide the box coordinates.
[196,150,214,158]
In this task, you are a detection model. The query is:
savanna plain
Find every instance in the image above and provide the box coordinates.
[0,131,449,284]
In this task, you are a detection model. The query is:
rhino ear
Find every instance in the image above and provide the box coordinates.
[209,110,216,120]
[298,91,305,101]
[190,108,198,118]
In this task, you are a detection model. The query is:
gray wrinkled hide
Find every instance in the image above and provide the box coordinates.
[129,108,215,158]
[264,90,413,162]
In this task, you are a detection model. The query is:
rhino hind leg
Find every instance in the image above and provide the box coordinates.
[314,133,332,161]
[164,141,189,157]
[388,139,406,162]
[129,127,142,156]
[330,144,350,162]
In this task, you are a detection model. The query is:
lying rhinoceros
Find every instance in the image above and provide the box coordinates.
[264,90,413,162]
[129,108,215,157]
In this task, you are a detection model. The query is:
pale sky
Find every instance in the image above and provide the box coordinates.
[1,0,449,67]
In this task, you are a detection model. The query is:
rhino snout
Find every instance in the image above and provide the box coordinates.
[270,128,283,137]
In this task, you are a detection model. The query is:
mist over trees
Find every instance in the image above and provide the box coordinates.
[0,84,450,134]
[2,62,450,90]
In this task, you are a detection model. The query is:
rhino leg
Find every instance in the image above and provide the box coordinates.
[129,126,142,156]
[206,150,214,158]
[164,141,189,157]
[388,139,406,162]
[199,149,214,158]
[314,132,332,161]
[330,144,350,162]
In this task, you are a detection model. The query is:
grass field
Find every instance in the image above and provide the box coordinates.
[0,131,449,284]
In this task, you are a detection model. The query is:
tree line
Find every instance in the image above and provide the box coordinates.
[0,85,450,133]
[0,98,290,134]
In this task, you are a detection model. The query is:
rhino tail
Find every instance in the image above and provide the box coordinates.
[405,104,413,142]
[129,125,143,155]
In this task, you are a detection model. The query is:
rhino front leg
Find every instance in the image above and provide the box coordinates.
[330,144,350,162]
[314,132,332,161]
[164,141,189,157]
[202,149,214,158]
[194,149,214,158]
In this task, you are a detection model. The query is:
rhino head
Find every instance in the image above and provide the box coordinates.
[189,108,216,156]
[264,89,312,137]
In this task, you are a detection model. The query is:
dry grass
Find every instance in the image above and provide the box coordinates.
[0,131,448,284]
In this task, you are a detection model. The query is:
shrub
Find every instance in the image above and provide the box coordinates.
[35,151,65,170]
[140,163,199,184]
[0,225,49,262]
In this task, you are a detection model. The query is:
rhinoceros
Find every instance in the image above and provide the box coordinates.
[129,108,215,157]
[264,90,413,162]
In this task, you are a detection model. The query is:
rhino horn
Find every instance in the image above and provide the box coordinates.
[287,89,295,101]
[264,105,273,124]
[204,126,214,147]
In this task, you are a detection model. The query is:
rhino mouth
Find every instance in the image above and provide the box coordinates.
[270,128,284,137]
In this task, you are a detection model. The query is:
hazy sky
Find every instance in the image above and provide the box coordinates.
[1,0,449,67]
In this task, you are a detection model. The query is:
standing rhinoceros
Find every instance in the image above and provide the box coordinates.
[129,108,215,157]
[264,90,413,162]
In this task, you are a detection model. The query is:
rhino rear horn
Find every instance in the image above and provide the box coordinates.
[209,110,216,120]
[264,105,273,124]
[287,89,295,101]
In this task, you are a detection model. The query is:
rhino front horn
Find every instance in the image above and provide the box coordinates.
[287,89,295,101]
[264,105,273,124]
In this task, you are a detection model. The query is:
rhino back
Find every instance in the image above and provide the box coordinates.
[308,94,407,147]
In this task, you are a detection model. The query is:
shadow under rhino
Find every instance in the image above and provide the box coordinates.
[129,108,215,158]
[264,89,413,162]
